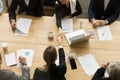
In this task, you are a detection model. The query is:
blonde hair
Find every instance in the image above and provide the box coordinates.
[106,61,120,80]
[43,46,57,66]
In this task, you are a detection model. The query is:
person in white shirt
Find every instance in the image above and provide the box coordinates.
[0,0,3,15]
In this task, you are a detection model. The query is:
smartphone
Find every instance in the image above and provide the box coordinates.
[69,58,77,69]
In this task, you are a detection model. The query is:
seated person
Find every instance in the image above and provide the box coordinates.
[8,0,44,31]
[92,61,120,80]
[88,0,120,27]
[0,54,30,80]
[0,0,3,15]
[33,35,67,80]
[55,0,82,35]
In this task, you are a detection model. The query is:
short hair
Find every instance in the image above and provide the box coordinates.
[43,46,57,65]
[106,61,120,80]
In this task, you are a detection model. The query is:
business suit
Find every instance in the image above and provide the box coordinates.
[92,67,111,80]
[88,0,120,24]
[8,0,44,21]
[55,0,82,28]
[33,47,67,80]
[0,67,30,80]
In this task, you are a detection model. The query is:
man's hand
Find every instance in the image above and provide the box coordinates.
[10,20,16,32]
[19,56,27,66]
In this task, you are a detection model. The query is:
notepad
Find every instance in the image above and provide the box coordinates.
[61,18,73,32]
[15,18,32,36]
[4,53,17,66]
[65,29,91,45]
[16,49,34,67]
[97,26,113,40]
[78,54,99,76]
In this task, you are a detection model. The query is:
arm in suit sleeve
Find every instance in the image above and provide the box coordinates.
[37,0,44,16]
[88,0,96,21]
[8,0,18,22]
[92,67,107,80]
[71,0,82,17]
[106,7,120,24]
[21,67,30,80]
[58,46,67,75]
[55,1,62,28]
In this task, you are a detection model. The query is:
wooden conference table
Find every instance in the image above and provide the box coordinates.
[0,13,120,80]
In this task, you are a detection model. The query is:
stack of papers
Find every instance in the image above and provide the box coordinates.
[15,18,32,36]
[78,54,99,76]
[61,18,73,32]
[16,49,34,67]
[65,29,90,45]
[4,53,17,66]
[97,26,113,40]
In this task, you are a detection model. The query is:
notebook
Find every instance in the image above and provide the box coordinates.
[4,53,17,66]
[15,18,32,36]
[65,29,91,45]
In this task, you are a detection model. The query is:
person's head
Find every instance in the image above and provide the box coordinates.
[43,46,57,66]
[106,61,120,80]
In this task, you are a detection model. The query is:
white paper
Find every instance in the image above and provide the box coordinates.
[15,18,32,36]
[61,18,73,32]
[78,54,99,76]
[97,26,113,40]
[16,49,34,67]
[4,53,17,66]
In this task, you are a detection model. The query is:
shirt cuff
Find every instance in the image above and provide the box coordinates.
[105,19,109,24]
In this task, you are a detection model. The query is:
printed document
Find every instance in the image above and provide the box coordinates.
[61,18,73,32]
[78,54,99,76]
[4,53,17,66]
[15,18,32,36]
[97,26,113,40]
[16,49,34,67]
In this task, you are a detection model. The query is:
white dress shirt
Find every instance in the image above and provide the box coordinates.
[104,0,110,10]
[0,0,3,14]
[24,0,30,6]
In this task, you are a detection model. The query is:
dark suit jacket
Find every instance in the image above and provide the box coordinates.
[92,67,111,80]
[88,0,120,24]
[33,48,67,80]
[55,0,82,28]
[0,67,30,80]
[8,0,44,21]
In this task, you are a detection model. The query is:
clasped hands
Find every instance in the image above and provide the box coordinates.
[91,19,106,28]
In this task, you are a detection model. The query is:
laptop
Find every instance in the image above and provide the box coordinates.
[65,29,91,45]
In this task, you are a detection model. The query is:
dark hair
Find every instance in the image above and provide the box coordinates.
[43,46,57,65]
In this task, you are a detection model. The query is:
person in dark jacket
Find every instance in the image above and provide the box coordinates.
[88,0,120,28]
[33,35,67,80]
[55,0,82,35]
[8,0,44,31]
[92,61,120,80]
[0,53,30,80]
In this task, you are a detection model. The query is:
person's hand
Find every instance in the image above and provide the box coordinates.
[10,20,16,32]
[101,62,110,69]
[99,20,106,26]
[19,56,27,66]
[57,34,63,45]
[91,19,100,28]
[58,27,63,38]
